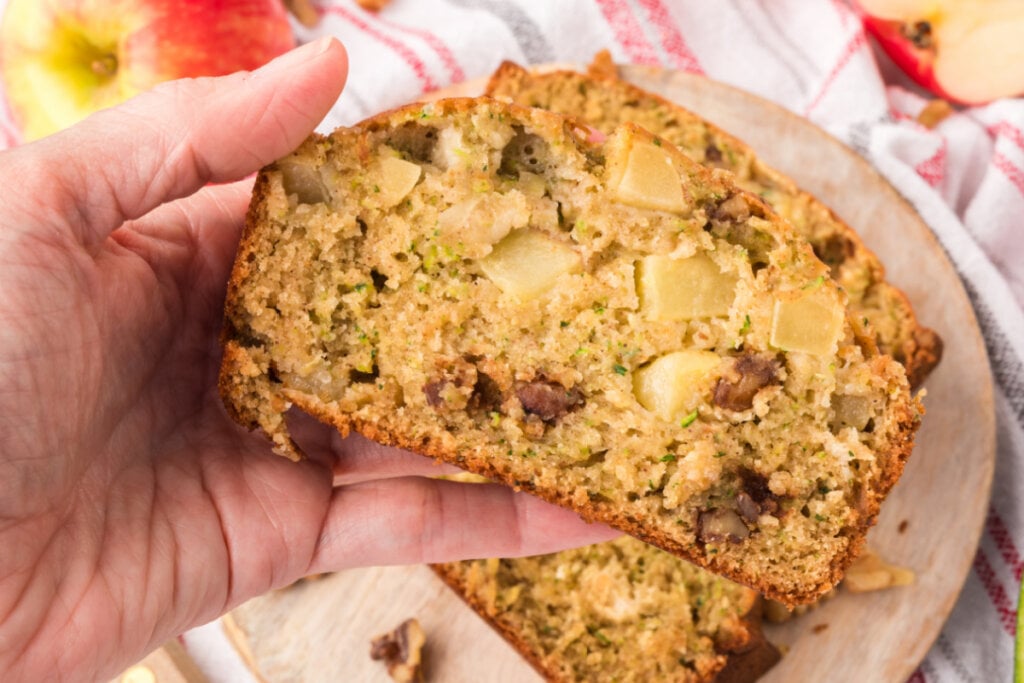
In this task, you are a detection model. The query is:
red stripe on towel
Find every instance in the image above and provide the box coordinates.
[994,152,1024,198]
[805,30,867,115]
[634,0,704,74]
[370,14,466,84]
[915,142,947,187]
[988,509,1024,581]
[989,121,1024,154]
[973,549,1017,637]
[594,0,661,65]
[905,667,927,683]
[319,4,438,92]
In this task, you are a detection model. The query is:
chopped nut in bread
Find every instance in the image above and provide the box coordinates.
[842,549,915,593]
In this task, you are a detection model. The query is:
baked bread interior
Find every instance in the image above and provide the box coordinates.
[486,56,942,388]
[219,97,921,605]
[434,535,780,683]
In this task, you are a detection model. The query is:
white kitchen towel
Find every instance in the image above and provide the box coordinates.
[3,1,1023,681]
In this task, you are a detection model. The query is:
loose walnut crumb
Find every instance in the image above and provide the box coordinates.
[356,0,393,11]
[370,618,426,683]
[843,549,915,593]
[898,520,909,534]
[812,623,829,634]
[916,99,954,129]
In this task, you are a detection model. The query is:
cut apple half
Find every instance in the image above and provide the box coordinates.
[857,0,1024,104]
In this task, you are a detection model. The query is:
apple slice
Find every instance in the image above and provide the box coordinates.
[857,0,1024,104]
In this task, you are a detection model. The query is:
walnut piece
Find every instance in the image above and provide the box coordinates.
[843,549,915,593]
[370,618,426,683]
[282,0,320,26]
[697,508,749,544]
[516,377,584,423]
[712,354,780,412]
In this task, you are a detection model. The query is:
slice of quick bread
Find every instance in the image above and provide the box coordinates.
[219,97,922,604]
[434,536,780,683]
[486,56,942,388]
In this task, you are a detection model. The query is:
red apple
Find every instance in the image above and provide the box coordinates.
[857,0,1024,105]
[0,0,296,141]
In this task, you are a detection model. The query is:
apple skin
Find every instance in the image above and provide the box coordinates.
[1,0,296,141]
[856,0,1024,106]
[861,14,953,101]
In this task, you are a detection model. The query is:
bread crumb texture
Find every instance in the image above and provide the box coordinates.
[486,59,942,388]
[434,536,779,683]
[220,98,922,605]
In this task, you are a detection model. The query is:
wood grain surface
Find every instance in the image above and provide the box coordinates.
[226,66,996,683]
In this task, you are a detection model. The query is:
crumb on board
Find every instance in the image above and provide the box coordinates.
[370,618,426,683]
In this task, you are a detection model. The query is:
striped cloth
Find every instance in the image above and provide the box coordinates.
[2,1,1022,681]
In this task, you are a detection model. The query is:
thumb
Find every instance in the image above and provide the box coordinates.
[4,37,347,250]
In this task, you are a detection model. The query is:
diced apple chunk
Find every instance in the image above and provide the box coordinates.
[278,159,328,204]
[770,287,845,356]
[479,229,582,300]
[375,156,422,207]
[612,142,686,213]
[438,193,528,248]
[633,350,721,421]
[636,254,737,320]
[517,171,547,198]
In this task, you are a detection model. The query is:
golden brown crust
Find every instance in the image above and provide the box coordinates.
[431,564,569,682]
[586,49,618,80]
[486,59,942,388]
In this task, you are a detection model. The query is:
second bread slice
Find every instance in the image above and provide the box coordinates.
[220,98,921,605]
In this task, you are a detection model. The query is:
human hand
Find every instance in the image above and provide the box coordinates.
[0,37,618,681]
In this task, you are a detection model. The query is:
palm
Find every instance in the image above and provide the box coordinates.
[0,39,616,682]
[2,166,329,677]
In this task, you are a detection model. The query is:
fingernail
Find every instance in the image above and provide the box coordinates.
[260,37,335,75]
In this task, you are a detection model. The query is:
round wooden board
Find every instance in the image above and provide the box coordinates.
[227,68,995,683]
